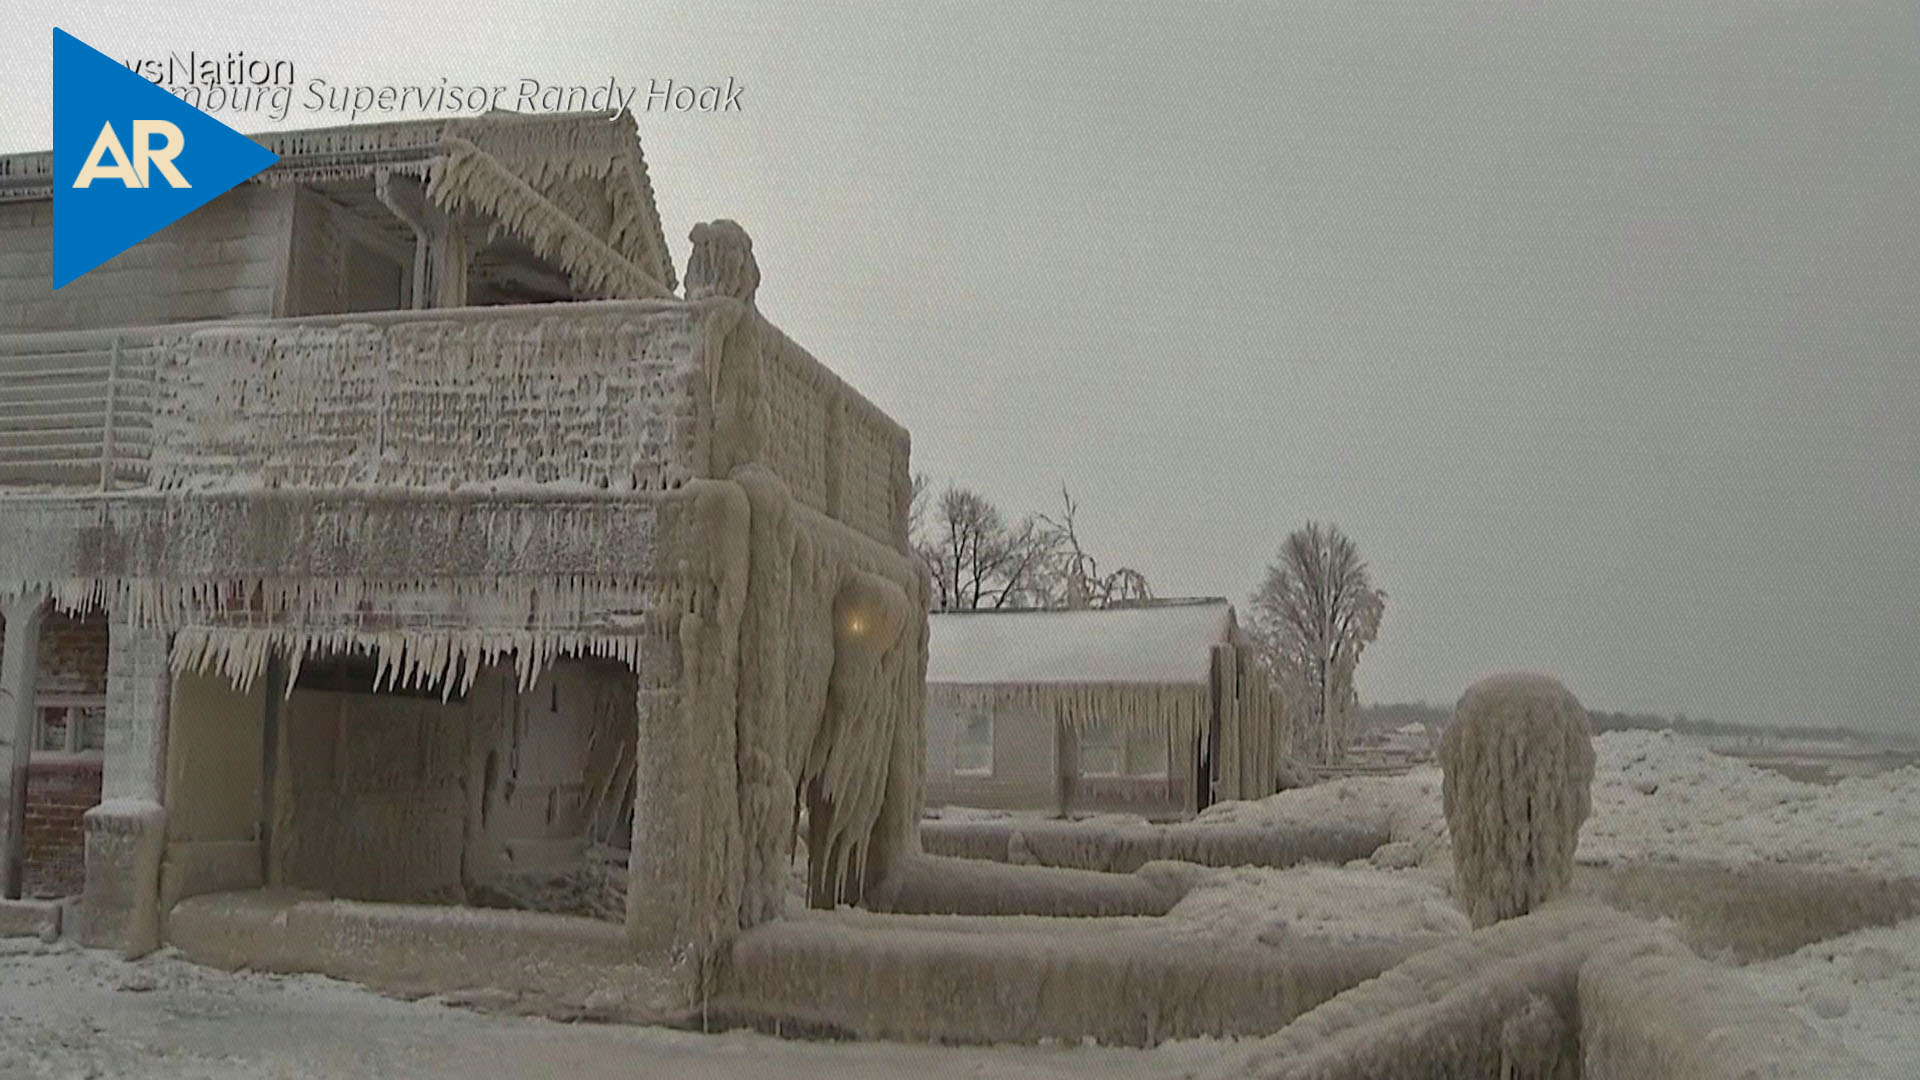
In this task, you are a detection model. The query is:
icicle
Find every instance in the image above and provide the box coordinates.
[17,567,660,704]
[283,640,306,696]
[429,137,669,300]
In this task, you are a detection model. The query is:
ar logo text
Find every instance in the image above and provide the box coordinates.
[73,120,190,189]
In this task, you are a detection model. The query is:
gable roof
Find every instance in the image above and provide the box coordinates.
[0,110,677,295]
[927,598,1235,687]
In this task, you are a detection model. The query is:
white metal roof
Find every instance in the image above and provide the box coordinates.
[926,599,1234,687]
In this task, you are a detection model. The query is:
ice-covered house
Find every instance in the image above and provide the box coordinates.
[0,112,927,1006]
[922,598,1286,819]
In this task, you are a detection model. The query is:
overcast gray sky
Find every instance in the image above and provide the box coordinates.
[9,2,1918,730]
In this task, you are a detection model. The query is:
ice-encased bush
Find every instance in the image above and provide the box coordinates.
[1441,673,1595,929]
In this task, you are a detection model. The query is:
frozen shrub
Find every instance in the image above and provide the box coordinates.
[1440,673,1595,928]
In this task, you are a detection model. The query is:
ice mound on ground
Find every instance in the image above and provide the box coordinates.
[1195,768,1451,866]
[1580,729,1920,877]
[1168,865,1467,946]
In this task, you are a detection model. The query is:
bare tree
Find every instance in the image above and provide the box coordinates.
[1247,522,1386,764]
[910,480,1154,612]
[1036,486,1153,610]
[910,471,932,541]
[913,482,1056,610]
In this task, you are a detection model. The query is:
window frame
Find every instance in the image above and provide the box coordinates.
[953,706,995,777]
[1078,724,1172,780]
[1078,724,1124,778]
[32,693,108,760]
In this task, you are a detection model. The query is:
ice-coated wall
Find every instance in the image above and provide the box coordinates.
[283,187,409,316]
[262,659,635,905]
[150,302,714,492]
[463,660,637,881]
[923,696,1059,811]
[275,688,471,902]
[157,670,269,922]
[0,188,288,334]
[922,694,1198,817]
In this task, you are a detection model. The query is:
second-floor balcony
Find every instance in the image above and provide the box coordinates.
[0,299,911,551]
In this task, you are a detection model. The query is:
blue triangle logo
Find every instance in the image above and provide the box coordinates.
[52,29,280,288]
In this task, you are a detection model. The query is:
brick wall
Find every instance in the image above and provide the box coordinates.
[0,608,110,898]
[0,608,107,695]
[38,610,110,696]
[22,758,102,898]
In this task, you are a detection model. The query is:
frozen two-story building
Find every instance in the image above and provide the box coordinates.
[0,111,928,1013]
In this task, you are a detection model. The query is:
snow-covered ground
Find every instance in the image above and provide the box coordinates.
[943,729,1920,1070]
[1743,917,1920,1074]
[1581,730,1920,876]
[1176,729,1920,1071]
[0,936,1197,1080]
[1189,728,1920,879]
[4,729,1915,1077]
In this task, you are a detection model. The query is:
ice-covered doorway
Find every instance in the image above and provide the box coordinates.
[261,652,637,917]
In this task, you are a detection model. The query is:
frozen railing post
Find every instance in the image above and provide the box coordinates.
[683,219,759,304]
[1440,673,1595,928]
[98,335,119,490]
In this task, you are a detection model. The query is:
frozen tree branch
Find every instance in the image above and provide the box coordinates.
[909,481,1153,612]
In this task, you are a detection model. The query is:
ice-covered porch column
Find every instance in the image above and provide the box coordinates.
[626,681,694,959]
[1,590,48,899]
[625,479,752,983]
[81,613,172,955]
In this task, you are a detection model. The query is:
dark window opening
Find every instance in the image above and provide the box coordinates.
[291,651,470,703]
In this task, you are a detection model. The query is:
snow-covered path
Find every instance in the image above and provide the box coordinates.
[0,938,1202,1080]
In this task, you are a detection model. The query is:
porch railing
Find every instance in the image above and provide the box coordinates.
[0,299,911,548]
[0,330,155,490]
